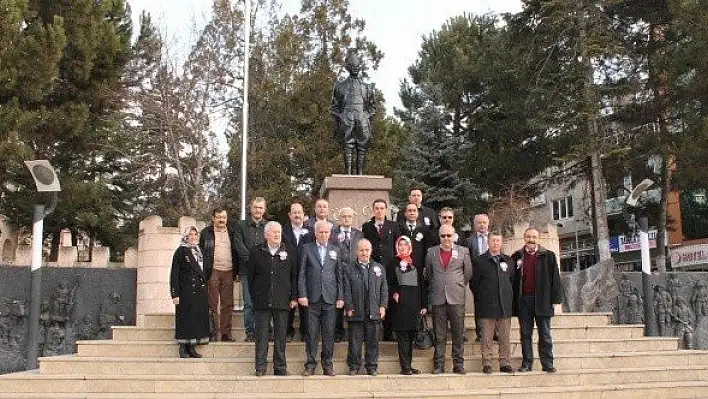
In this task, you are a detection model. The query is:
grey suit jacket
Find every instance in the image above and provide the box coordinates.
[466,233,486,258]
[298,242,343,304]
[425,244,473,307]
[330,226,362,266]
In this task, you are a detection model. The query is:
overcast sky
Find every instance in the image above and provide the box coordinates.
[129,0,523,114]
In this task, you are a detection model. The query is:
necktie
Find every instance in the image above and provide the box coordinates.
[377,224,383,236]
[480,234,488,253]
[409,223,415,233]
[362,263,369,291]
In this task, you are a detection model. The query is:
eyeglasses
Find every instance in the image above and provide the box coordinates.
[440,216,453,219]
[439,234,453,238]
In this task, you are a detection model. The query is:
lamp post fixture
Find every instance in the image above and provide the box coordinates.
[23,160,61,369]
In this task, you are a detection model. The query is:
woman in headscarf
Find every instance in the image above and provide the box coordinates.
[389,235,428,375]
[170,226,212,358]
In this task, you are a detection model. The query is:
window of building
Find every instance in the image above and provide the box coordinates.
[552,196,574,221]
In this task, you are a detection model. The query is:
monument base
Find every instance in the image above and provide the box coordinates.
[320,174,392,228]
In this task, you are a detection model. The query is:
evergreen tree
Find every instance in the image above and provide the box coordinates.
[397,14,554,223]
[0,0,133,259]
[395,87,479,219]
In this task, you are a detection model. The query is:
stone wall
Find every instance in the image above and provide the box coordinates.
[562,264,708,349]
[0,266,136,374]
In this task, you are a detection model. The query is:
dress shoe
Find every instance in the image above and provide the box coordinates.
[334,333,345,342]
[474,336,481,343]
[274,370,289,376]
[366,369,378,376]
[255,370,265,377]
[517,366,532,372]
[221,334,234,342]
[542,367,557,373]
[349,369,359,376]
[499,365,513,374]
[400,369,412,375]
[244,333,255,342]
[187,345,203,358]
[301,368,314,377]
[453,367,466,375]
[432,368,444,375]
[286,332,294,342]
[178,344,190,358]
[463,334,469,342]
[482,365,493,374]
[323,368,336,376]
[410,368,421,374]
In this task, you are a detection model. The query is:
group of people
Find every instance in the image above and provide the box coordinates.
[169,188,563,377]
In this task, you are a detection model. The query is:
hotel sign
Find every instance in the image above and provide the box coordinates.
[670,244,708,269]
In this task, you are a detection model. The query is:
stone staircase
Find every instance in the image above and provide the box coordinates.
[2,312,708,398]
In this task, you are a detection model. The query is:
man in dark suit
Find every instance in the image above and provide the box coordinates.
[247,222,298,377]
[511,227,563,373]
[425,224,473,375]
[396,188,439,232]
[298,220,344,376]
[432,207,462,245]
[362,198,400,340]
[282,202,313,341]
[330,207,361,342]
[466,213,490,342]
[471,232,515,374]
[398,203,433,271]
[343,239,388,376]
[305,198,334,232]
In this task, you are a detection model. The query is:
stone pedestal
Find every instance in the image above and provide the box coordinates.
[135,216,182,326]
[319,174,393,228]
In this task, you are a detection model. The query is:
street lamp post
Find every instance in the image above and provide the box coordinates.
[626,178,657,336]
[23,160,61,369]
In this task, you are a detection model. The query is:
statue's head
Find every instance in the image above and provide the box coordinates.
[345,51,361,76]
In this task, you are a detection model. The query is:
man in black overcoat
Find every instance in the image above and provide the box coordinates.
[247,222,298,376]
[471,232,515,374]
[511,227,563,373]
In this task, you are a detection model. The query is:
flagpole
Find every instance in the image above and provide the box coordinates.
[240,0,251,221]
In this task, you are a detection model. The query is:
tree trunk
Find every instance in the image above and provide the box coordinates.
[579,4,612,263]
[590,151,612,262]
[649,22,670,273]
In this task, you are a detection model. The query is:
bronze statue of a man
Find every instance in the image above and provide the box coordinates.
[331,51,376,175]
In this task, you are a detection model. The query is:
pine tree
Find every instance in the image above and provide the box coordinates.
[395,89,479,219]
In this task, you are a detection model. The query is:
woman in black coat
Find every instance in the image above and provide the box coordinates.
[389,236,428,375]
[170,227,212,358]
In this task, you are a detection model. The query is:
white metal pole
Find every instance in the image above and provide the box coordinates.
[639,224,651,274]
[31,206,43,273]
[240,0,251,221]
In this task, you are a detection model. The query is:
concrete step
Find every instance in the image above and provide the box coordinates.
[1,367,707,397]
[112,324,642,342]
[76,337,678,358]
[37,349,708,375]
[141,312,613,329]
